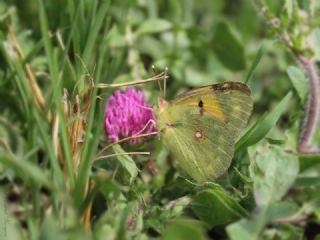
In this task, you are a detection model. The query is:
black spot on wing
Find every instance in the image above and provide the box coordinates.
[198,100,204,108]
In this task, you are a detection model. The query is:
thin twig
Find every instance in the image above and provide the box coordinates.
[95,152,150,161]
[97,72,168,88]
[273,213,308,224]
[98,131,158,155]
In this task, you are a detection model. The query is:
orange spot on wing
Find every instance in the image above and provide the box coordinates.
[203,104,225,121]
[187,99,225,121]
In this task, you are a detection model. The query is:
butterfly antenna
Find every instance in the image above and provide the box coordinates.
[163,67,168,98]
[152,65,163,97]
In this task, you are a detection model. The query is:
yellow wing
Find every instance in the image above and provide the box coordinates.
[160,105,234,181]
[171,82,253,140]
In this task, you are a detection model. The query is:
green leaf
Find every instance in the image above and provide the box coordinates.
[112,144,139,183]
[227,208,267,240]
[245,46,265,84]
[227,202,299,240]
[40,215,63,240]
[249,144,299,206]
[109,26,127,48]
[263,225,304,240]
[311,28,320,61]
[267,201,300,221]
[0,154,52,188]
[287,66,309,103]
[162,218,207,240]
[212,21,246,71]
[229,143,300,239]
[136,19,172,35]
[185,67,213,86]
[191,184,248,227]
[295,176,320,187]
[236,92,292,151]
[285,0,293,20]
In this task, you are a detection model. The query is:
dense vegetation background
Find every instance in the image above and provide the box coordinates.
[0,0,319,239]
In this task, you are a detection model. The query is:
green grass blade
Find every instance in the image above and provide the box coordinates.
[245,46,265,85]
[0,153,52,189]
[38,0,75,188]
[82,1,110,63]
[236,92,292,151]
[74,29,111,205]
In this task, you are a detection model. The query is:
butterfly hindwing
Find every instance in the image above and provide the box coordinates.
[159,105,233,182]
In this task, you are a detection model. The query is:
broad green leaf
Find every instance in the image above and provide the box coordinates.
[162,218,207,240]
[112,144,139,183]
[136,19,172,35]
[227,202,299,240]
[191,184,248,227]
[212,21,246,71]
[287,66,308,103]
[236,92,292,151]
[227,208,267,240]
[249,144,299,206]
[267,201,300,221]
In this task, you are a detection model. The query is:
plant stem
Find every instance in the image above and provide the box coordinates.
[253,0,320,154]
[296,55,320,154]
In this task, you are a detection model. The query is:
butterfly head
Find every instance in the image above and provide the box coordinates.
[157,97,168,113]
[156,97,171,132]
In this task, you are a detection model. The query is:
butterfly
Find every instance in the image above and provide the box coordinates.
[156,82,253,182]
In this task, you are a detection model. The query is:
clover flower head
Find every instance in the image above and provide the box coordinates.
[105,87,157,144]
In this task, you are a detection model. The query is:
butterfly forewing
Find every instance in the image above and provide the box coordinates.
[172,82,253,140]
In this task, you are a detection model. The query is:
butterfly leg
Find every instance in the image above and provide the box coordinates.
[98,120,158,154]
